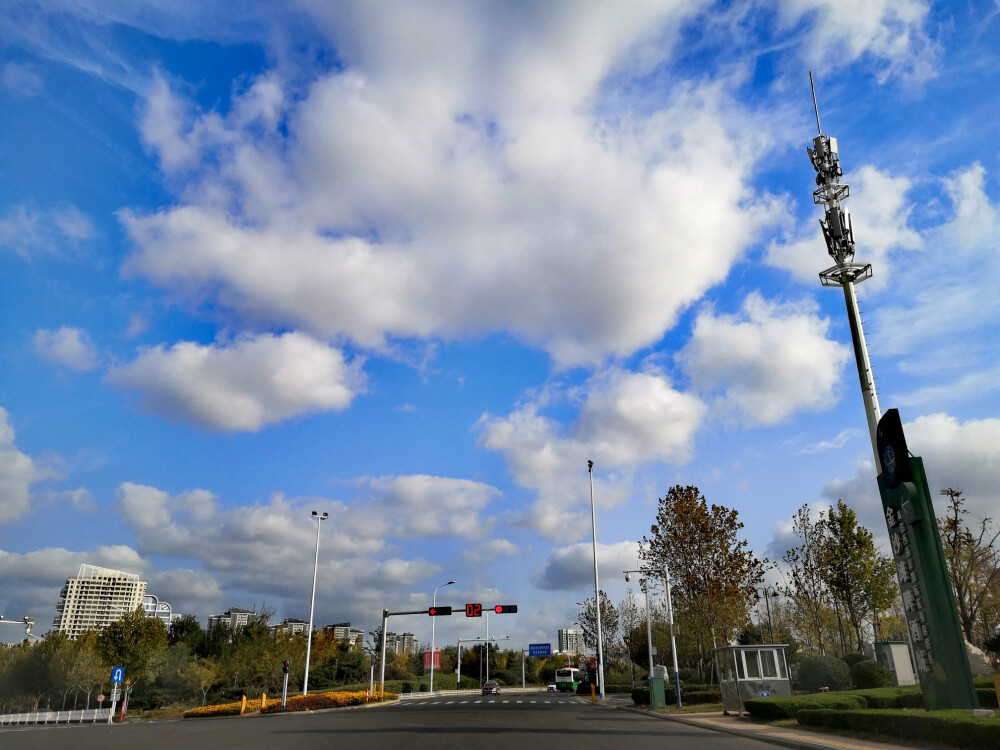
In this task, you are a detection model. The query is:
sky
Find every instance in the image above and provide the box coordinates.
[2,0,1000,651]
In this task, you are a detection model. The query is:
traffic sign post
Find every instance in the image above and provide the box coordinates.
[108,667,125,723]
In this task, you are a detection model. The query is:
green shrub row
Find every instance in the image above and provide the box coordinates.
[744,693,866,720]
[795,709,1000,750]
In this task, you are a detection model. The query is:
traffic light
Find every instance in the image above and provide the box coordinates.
[282,659,290,674]
[428,606,453,616]
[493,604,517,614]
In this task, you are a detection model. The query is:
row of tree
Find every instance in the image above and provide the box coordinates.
[575,485,999,683]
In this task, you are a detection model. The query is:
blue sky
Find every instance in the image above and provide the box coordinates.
[2,1,1000,650]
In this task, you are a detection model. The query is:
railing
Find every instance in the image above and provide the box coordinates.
[0,708,112,725]
[397,687,547,700]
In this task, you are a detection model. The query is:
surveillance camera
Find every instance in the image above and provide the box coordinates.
[624,572,631,582]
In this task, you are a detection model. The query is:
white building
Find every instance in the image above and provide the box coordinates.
[208,607,256,630]
[558,628,585,654]
[143,594,181,626]
[53,565,147,640]
[271,618,309,636]
[325,622,365,646]
[385,631,418,655]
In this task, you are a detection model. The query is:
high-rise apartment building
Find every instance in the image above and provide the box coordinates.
[325,622,365,646]
[207,607,256,630]
[53,565,147,640]
[384,631,418,655]
[557,628,585,654]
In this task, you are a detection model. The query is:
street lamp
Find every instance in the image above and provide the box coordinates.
[754,586,780,644]
[429,579,455,694]
[624,570,655,679]
[587,460,605,700]
[303,510,328,696]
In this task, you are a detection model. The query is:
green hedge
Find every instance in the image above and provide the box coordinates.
[630,687,721,706]
[848,686,924,709]
[795,709,1000,750]
[744,693,866,721]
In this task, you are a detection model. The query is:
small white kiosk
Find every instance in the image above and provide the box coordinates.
[713,644,792,715]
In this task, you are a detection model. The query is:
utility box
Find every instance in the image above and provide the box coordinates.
[651,665,668,678]
[875,641,917,686]
[648,677,666,708]
[713,645,792,715]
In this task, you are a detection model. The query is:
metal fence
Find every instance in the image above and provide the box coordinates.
[0,708,112,725]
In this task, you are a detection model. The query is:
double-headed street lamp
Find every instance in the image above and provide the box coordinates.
[429,579,455,694]
[623,570,655,679]
[754,586,780,644]
[303,510,328,696]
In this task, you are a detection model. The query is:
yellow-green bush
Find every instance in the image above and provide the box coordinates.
[261,689,397,714]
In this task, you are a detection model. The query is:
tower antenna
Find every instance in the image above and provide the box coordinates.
[808,71,822,135]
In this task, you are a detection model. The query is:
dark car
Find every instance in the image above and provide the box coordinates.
[482,680,500,695]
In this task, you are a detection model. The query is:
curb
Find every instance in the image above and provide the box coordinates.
[616,706,898,750]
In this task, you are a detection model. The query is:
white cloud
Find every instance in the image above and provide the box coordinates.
[0,408,54,524]
[534,540,640,591]
[366,475,500,539]
[478,367,705,541]
[0,204,95,259]
[778,0,937,83]
[34,327,100,371]
[767,165,919,286]
[679,293,851,425]
[107,332,365,432]
[1,62,44,96]
[120,8,785,368]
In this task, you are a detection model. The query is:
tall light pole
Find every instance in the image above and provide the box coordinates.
[662,563,682,708]
[587,460,605,700]
[302,510,328,696]
[429,579,455,694]
[624,570,654,679]
[754,586,780,643]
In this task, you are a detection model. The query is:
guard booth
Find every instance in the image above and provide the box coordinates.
[713,644,792,715]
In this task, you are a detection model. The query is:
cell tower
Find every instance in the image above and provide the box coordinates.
[806,72,881,471]
[806,73,978,711]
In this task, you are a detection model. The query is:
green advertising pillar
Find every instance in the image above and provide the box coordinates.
[876,409,977,710]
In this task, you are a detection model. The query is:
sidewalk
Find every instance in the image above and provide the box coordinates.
[623,707,919,750]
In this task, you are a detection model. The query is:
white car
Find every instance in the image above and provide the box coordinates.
[546,683,557,692]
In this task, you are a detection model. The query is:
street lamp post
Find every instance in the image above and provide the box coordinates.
[662,563,682,708]
[754,586,780,643]
[624,570,654,679]
[587,460,605,700]
[429,579,455,694]
[302,510,328,696]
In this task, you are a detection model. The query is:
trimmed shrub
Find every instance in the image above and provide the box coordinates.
[744,693,865,721]
[850,686,923,709]
[631,687,649,705]
[796,653,852,692]
[795,709,1000,750]
[978,688,999,709]
[850,659,891,689]
[261,690,396,714]
[842,652,867,667]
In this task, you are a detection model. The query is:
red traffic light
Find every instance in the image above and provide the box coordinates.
[428,606,453,616]
[466,603,482,617]
[494,604,517,614]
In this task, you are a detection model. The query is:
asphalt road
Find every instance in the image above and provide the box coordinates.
[1,693,781,750]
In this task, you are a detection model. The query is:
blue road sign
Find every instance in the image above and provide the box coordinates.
[528,643,551,657]
[111,666,125,684]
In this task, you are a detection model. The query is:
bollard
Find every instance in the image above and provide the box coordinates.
[240,695,247,715]
[261,693,267,711]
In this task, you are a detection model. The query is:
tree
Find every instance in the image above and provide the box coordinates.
[577,591,619,672]
[938,488,1000,645]
[643,485,769,678]
[98,607,169,689]
[821,500,896,653]
[784,504,832,653]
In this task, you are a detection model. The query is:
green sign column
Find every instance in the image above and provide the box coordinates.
[876,410,977,710]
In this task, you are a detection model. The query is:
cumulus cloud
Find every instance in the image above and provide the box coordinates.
[478,367,705,541]
[534,540,639,591]
[119,5,788,368]
[107,332,365,431]
[0,408,55,524]
[778,0,937,83]
[366,475,500,538]
[679,293,851,425]
[767,165,920,286]
[34,327,100,371]
[0,204,95,258]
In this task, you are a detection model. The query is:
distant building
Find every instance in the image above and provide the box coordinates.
[557,628,585,654]
[208,607,256,630]
[54,565,147,640]
[325,622,364,646]
[271,618,309,636]
[143,594,181,626]
[385,631,418,655]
